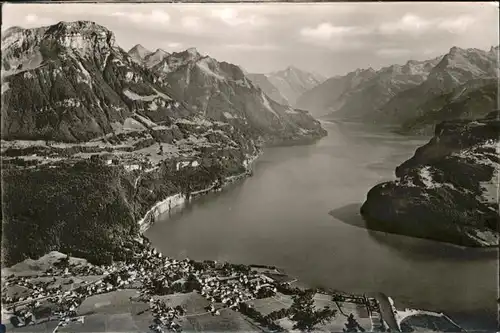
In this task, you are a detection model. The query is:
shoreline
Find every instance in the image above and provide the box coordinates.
[137,151,263,234]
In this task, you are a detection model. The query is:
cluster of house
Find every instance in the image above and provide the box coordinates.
[2,243,284,331]
[1,261,125,328]
[148,299,184,333]
[199,273,277,311]
[90,153,151,172]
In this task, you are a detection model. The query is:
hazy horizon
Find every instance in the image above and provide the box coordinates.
[2,2,499,77]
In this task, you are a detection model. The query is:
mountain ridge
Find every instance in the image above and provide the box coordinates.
[1,21,326,145]
[295,45,498,126]
[149,50,327,145]
[1,21,190,142]
[367,46,498,125]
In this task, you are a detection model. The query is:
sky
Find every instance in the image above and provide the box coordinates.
[2,2,499,77]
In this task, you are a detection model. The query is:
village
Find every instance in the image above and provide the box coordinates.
[1,237,394,333]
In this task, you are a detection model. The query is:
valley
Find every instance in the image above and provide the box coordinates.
[1,6,499,332]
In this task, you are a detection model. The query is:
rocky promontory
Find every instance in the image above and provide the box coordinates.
[361,111,499,247]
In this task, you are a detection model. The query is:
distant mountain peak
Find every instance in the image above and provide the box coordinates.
[154,48,167,54]
[432,46,498,78]
[151,47,206,74]
[186,47,200,57]
[274,65,307,76]
[129,44,152,61]
[285,65,300,72]
[143,48,170,68]
[256,66,326,105]
[129,44,150,53]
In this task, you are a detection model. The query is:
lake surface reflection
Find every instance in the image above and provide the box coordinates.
[146,121,498,330]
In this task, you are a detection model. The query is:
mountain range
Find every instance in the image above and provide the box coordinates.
[295,46,499,133]
[1,21,326,145]
[371,46,499,126]
[129,44,171,69]
[1,20,326,267]
[1,22,191,142]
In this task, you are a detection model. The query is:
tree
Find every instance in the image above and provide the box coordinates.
[290,291,336,332]
[256,287,275,299]
[343,313,365,332]
[184,274,202,292]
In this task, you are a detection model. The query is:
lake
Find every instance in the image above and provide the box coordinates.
[146,121,498,330]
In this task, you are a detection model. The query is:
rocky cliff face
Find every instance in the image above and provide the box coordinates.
[360,111,500,247]
[150,50,326,145]
[399,78,498,135]
[246,73,289,105]
[128,44,152,63]
[1,21,188,142]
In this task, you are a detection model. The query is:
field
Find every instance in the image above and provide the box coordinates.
[72,289,152,332]
[185,308,260,332]
[312,294,372,332]
[154,291,210,314]
[246,293,294,316]
[152,292,261,332]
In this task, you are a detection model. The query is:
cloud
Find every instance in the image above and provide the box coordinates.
[299,22,369,41]
[167,42,182,49]
[437,16,476,33]
[378,13,477,36]
[111,9,170,26]
[23,13,54,26]
[181,16,202,31]
[298,22,368,52]
[379,14,431,35]
[1,2,497,75]
[300,23,353,40]
[210,8,267,28]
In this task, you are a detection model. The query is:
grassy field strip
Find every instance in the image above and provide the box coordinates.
[271,296,289,307]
